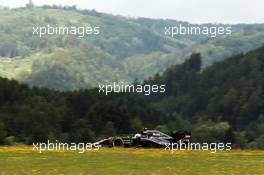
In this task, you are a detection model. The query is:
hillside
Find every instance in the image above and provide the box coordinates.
[0,5,264,90]
[0,45,264,148]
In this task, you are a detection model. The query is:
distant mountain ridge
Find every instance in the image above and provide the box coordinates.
[0,5,264,90]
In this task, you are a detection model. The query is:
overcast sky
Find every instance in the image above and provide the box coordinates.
[0,0,263,24]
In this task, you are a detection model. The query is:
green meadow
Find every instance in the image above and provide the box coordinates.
[0,146,263,175]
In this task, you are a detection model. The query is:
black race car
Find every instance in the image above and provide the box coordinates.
[94,129,191,148]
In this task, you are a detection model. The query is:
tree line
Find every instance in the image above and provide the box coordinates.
[0,46,264,149]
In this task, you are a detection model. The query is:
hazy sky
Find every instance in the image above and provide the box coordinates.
[0,0,263,24]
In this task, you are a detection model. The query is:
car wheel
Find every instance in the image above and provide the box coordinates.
[112,137,124,147]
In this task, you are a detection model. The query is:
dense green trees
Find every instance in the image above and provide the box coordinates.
[0,46,263,149]
[0,35,18,57]
[1,6,264,90]
[0,119,6,144]
[25,43,127,91]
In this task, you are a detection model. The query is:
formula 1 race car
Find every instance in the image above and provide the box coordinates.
[94,129,191,148]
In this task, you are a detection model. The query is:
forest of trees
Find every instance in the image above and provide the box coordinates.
[0,46,264,149]
[1,6,264,90]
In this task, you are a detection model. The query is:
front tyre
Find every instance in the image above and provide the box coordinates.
[112,137,124,147]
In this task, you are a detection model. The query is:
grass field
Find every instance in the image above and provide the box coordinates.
[0,146,263,175]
